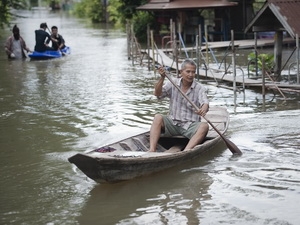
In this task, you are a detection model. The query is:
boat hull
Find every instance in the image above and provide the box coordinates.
[68,106,229,183]
[28,46,70,60]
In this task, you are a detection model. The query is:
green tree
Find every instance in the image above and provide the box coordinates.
[117,0,148,23]
[108,0,155,39]
[107,0,123,27]
[132,10,155,42]
[0,0,28,28]
[75,0,154,42]
[74,0,105,23]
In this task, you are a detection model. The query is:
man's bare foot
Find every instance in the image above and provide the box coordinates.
[165,145,184,153]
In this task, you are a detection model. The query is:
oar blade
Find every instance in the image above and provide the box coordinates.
[223,137,242,155]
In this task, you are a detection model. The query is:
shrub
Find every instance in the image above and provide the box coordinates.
[248,52,274,72]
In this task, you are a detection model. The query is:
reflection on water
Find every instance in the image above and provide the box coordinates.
[77,147,224,225]
[0,10,300,225]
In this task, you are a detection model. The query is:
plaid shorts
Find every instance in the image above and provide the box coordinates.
[161,115,201,139]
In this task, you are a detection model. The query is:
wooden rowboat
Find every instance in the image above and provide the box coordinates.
[68,106,229,183]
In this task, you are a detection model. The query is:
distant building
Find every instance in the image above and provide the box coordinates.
[137,0,259,43]
[245,0,300,78]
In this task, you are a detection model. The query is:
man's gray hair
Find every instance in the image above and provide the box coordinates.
[180,59,197,70]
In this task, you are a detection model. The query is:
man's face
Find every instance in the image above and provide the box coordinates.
[180,64,196,83]
[52,28,58,35]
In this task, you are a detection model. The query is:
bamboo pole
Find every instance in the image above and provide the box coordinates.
[265,71,286,100]
[205,25,208,65]
[172,21,179,76]
[147,25,150,71]
[150,30,155,75]
[262,58,266,111]
[126,21,130,60]
[131,24,134,66]
[196,35,199,81]
[297,34,299,84]
[231,30,237,111]
[262,58,265,98]
[197,25,202,81]
[254,32,258,76]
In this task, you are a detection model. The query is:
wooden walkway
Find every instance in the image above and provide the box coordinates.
[145,38,300,91]
[147,48,263,85]
[159,37,295,52]
[204,37,294,49]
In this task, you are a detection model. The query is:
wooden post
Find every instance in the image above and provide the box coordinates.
[147,24,150,71]
[126,21,130,60]
[205,25,209,65]
[254,32,258,76]
[297,34,299,84]
[131,24,134,66]
[172,21,179,76]
[150,30,155,73]
[231,30,237,110]
[262,58,265,97]
[196,35,199,81]
[170,19,173,44]
[178,22,182,55]
[196,25,202,81]
[103,0,108,23]
[274,30,283,79]
[262,58,266,111]
[199,25,202,68]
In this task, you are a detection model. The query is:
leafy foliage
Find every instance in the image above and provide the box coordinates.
[107,0,123,27]
[0,0,28,28]
[74,0,153,42]
[116,0,155,42]
[132,11,155,42]
[118,0,148,21]
[74,0,105,23]
[248,52,275,72]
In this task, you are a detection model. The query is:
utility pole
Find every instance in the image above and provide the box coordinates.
[102,0,108,23]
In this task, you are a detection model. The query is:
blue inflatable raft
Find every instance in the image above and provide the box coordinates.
[28,46,71,60]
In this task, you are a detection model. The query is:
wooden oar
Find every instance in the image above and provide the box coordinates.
[151,40,241,154]
[163,72,242,155]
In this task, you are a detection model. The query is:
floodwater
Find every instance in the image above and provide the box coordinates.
[0,10,300,225]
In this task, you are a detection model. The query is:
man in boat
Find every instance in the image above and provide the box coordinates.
[50,26,66,51]
[149,59,209,152]
[34,23,56,52]
[4,25,32,59]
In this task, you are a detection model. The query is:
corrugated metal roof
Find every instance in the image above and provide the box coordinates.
[137,0,237,10]
[245,0,300,38]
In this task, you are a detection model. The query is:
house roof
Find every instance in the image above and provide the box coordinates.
[244,0,300,38]
[137,0,237,11]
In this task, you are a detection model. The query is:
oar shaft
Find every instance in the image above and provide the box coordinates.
[165,73,213,127]
[164,73,242,155]
[164,73,199,111]
[152,40,241,154]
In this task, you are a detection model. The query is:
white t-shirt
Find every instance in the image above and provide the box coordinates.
[12,39,23,59]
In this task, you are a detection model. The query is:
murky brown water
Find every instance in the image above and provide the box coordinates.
[0,10,299,225]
